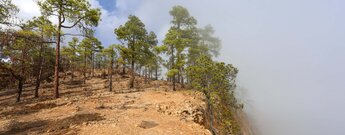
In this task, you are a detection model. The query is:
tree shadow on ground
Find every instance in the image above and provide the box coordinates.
[0,119,49,135]
[0,102,67,118]
[0,113,105,135]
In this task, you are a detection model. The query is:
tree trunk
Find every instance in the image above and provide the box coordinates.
[204,90,216,135]
[186,76,189,86]
[91,53,94,77]
[173,74,176,91]
[129,38,135,89]
[155,67,158,80]
[97,59,100,69]
[109,54,113,91]
[177,71,181,83]
[144,67,148,84]
[71,46,77,81]
[71,66,74,81]
[35,59,44,98]
[83,48,87,84]
[54,13,62,99]
[149,69,151,80]
[171,46,176,91]
[208,99,216,135]
[17,51,25,102]
[122,63,126,74]
[34,38,44,98]
[181,67,184,88]
[129,58,135,88]
[138,66,141,77]
[16,79,23,102]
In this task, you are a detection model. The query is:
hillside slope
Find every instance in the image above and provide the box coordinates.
[0,74,211,135]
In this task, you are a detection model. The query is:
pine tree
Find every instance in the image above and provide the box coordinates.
[102,45,118,91]
[163,5,197,90]
[61,37,79,81]
[0,30,41,102]
[114,15,148,88]
[186,55,240,134]
[188,25,221,66]
[78,37,102,83]
[37,0,101,98]
[140,31,158,82]
[24,16,55,98]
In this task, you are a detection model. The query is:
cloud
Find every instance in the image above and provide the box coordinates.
[12,0,41,21]
[94,1,345,135]
[10,0,345,135]
[89,0,143,46]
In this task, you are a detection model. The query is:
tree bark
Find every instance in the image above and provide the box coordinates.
[155,67,158,80]
[122,63,126,74]
[177,71,181,83]
[208,99,216,135]
[71,46,77,81]
[144,67,148,83]
[108,54,113,91]
[34,36,44,98]
[16,79,23,102]
[83,48,87,84]
[129,38,135,88]
[91,53,94,77]
[17,50,25,102]
[71,66,74,81]
[181,67,184,88]
[171,45,176,91]
[54,9,62,99]
[129,58,135,88]
[149,69,152,80]
[204,90,216,135]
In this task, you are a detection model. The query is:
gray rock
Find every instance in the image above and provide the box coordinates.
[138,120,158,129]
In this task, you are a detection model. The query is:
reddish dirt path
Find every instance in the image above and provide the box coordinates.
[0,76,211,135]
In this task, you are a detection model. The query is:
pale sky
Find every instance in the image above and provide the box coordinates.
[12,0,345,134]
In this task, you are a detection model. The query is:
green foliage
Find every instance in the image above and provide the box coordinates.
[141,31,161,75]
[163,5,199,89]
[198,25,221,57]
[1,30,38,67]
[116,57,126,65]
[1,6,243,134]
[61,37,80,65]
[78,37,102,67]
[0,0,18,25]
[154,45,167,53]
[0,29,55,90]
[114,15,147,63]
[37,0,102,98]
[23,16,55,37]
[102,44,118,60]
[169,5,197,28]
[37,0,101,29]
[22,16,56,71]
[187,25,221,66]
[167,69,179,78]
[81,37,102,52]
[114,15,156,87]
[186,55,241,134]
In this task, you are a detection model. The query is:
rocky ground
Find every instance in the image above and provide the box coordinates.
[0,74,211,135]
